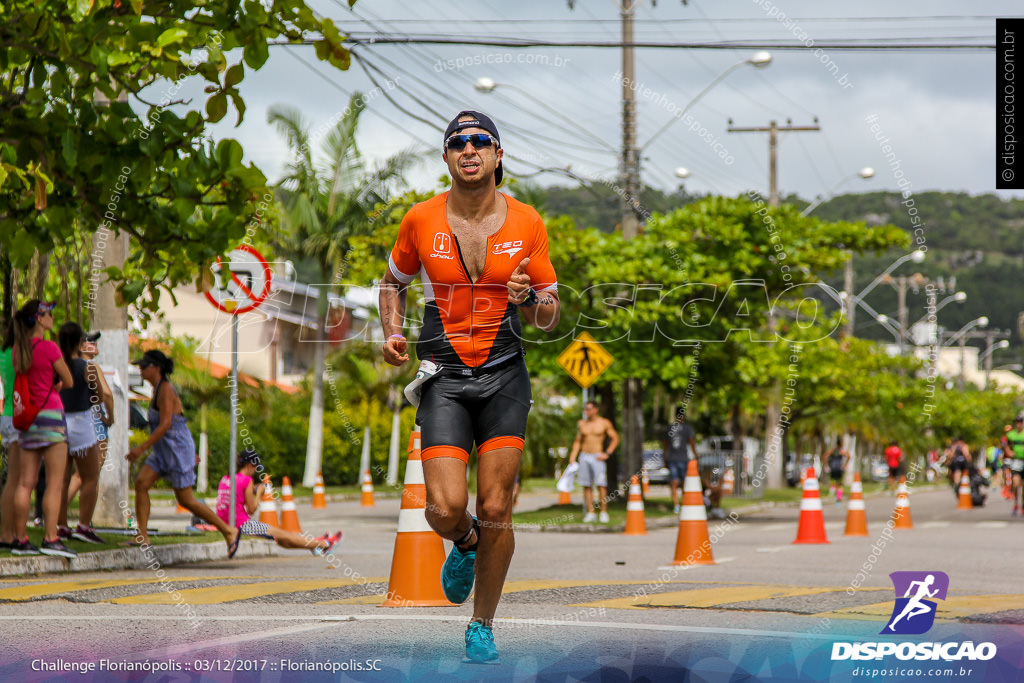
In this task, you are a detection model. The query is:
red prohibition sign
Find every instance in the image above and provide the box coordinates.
[204,244,272,315]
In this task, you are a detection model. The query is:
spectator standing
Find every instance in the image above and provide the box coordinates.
[9,300,75,557]
[661,407,698,515]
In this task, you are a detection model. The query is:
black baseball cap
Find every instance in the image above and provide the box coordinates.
[443,110,503,186]
[239,447,261,466]
[131,349,173,374]
[84,331,101,343]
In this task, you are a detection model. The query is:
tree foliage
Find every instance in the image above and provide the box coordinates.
[0,0,351,320]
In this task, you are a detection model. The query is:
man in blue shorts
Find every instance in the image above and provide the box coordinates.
[662,407,698,515]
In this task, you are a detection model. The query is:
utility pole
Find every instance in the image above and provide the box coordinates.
[843,256,855,337]
[727,120,821,205]
[620,0,640,239]
[727,118,819,488]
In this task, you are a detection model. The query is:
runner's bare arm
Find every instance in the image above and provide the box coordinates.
[507,257,559,331]
[520,289,560,331]
[379,269,410,366]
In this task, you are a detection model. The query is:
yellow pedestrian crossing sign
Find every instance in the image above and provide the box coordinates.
[557,332,614,388]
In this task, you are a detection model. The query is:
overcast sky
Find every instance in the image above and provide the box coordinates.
[175,1,1017,203]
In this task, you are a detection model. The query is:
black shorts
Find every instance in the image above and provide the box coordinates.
[829,469,843,482]
[889,466,901,479]
[418,356,532,463]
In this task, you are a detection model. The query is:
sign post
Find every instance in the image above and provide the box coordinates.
[557,331,615,418]
[204,245,272,527]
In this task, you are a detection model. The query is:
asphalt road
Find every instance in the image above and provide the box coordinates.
[0,483,1021,682]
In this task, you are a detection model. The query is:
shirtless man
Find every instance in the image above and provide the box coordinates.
[568,401,620,523]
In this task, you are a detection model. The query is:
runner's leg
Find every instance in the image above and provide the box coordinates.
[473,446,521,626]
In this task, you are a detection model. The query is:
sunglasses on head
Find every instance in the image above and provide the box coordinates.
[445,133,495,151]
[37,304,54,315]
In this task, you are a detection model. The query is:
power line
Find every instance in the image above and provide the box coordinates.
[301,36,994,51]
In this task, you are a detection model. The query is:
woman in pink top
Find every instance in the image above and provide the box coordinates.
[216,448,341,555]
[10,300,75,558]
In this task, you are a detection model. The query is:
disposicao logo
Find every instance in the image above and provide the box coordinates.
[882,570,948,635]
[831,571,997,663]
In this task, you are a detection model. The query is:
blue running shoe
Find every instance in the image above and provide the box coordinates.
[464,621,499,664]
[441,544,476,604]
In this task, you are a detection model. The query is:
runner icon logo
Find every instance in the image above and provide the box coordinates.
[882,571,949,635]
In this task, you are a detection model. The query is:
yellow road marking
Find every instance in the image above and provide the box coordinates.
[0,576,221,602]
[112,578,385,605]
[820,594,1024,622]
[574,585,875,611]
[502,579,690,593]
[318,593,388,605]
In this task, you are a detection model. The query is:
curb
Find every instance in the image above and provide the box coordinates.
[0,539,282,577]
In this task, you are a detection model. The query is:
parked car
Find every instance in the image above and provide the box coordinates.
[642,449,670,485]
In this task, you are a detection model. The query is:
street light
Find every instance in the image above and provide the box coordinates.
[875,314,906,346]
[944,316,989,347]
[641,52,772,151]
[944,316,988,388]
[801,167,875,216]
[845,250,926,338]
[908,291,966,346]
[474,77,618,153]
[980,338,1011,389]
[674,167,691,179]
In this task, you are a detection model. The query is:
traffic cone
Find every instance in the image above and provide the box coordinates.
[844,472,869,536]
[381,429,453,607]
[670,459,715,565]
[558,489,572,505]
[641,469,650,495]
[722,467,735,496]
[258,475,280,527]
[176,500,189,514]
[361,469,375,507]
[893,476,913,529]
[956,473,973,510]
[312,472,327,509]
[258,475,279,526]
[280,476,302,533]
[793,468,830,544]
[624,475,647,535]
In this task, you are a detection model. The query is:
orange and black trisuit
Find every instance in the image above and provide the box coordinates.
[388,192,557,463]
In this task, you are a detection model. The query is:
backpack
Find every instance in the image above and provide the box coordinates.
[11,341,54,431]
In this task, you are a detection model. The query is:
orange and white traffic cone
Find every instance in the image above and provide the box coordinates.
[624,475,647,535]
[956,473,973,510]
[361,469,375,507]
[893,476,913,529]
[279,476,302,533]
[258,475,280,528]
[844,472,869,536]
[312,472,327,509]
[381,429,453,607]
[641,469,650,496]
[722,467,735,496]
[671,459,715,565]
[793,468,830,544]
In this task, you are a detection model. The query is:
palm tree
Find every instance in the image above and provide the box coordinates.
[269,93,420,486]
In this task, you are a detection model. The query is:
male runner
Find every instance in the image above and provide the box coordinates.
[568,401,620,522]
[1004,415,1024,514]
[380,110,559,663]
